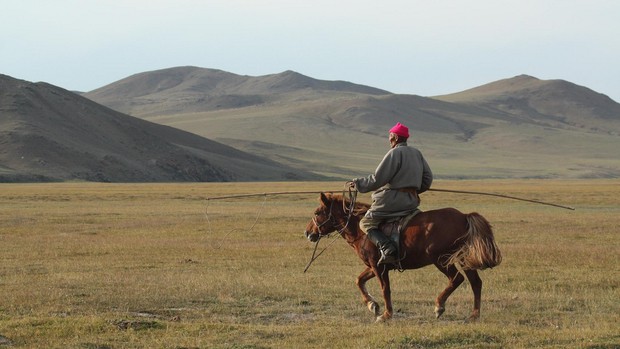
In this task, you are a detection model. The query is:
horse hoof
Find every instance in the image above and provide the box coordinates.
[375,313,392,323]
[367,301,380,316]
[434,306,445,319]
[465,315,480,323]
[465,310,480,323]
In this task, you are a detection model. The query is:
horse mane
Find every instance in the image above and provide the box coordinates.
[323,193,369,216]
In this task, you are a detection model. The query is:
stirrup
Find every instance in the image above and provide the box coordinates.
[378,252,398,265]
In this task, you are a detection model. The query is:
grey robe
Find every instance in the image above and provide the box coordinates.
[353,142,433,219]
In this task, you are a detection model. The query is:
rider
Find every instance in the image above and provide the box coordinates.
[350,122,433,265]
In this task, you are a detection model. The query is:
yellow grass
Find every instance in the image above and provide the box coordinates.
[0,180,618,348]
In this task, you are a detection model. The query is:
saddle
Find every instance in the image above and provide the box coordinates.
[378,209,421,255]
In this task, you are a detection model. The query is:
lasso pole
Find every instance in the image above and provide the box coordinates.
[427,188,575,210]
[205,188,575,210]
[206,190,342,201]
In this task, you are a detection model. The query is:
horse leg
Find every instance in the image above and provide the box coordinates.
[433,263,465,319]
[356,267,380,316]
[464,269,482,322]
[374,266,393,322]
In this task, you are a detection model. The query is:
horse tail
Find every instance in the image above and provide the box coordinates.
[446,212,502,270]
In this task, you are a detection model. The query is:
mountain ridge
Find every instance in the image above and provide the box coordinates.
[85,66,390,117]
[435,74,620,132]
[2,66,619,182]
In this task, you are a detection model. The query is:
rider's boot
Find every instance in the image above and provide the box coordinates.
[366,229,398,265]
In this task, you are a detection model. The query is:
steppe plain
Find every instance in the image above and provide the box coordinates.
[0,180,618,348]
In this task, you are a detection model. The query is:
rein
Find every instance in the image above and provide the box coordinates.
[303,233,341,273]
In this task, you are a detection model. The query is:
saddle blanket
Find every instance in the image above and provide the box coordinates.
[379,209,421,246]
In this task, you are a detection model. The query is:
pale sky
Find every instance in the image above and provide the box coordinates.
[2,0,619,101]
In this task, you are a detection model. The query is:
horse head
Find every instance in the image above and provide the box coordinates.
[304,192,341,242]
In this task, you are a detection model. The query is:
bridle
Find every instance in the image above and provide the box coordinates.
[311,189,358,238]
[303,190,359,273]
[311,201,340,237]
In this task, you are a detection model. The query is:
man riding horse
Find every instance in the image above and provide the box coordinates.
[350,122,433,265]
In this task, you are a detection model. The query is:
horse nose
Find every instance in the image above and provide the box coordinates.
[304,230,318,242]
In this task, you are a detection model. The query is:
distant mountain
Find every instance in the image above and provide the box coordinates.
[85,66,390,117]
[84,67,620,179]
[0,74,325,182]
[434,74,620,134]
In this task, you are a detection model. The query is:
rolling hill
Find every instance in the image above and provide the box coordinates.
[0,74,325,182]
[84,67,620,179]
[85,66,390,117]
[434,74,620,134]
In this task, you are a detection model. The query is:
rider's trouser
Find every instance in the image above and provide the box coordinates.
[359,214,381,234]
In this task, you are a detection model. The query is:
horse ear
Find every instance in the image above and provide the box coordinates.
[319,192,330,207]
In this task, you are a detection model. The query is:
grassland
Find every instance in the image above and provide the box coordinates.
[0,180,618,348]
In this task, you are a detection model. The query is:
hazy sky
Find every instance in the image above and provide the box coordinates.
[2,0,619,101]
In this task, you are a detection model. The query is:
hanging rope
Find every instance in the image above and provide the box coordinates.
[205,194,268,248]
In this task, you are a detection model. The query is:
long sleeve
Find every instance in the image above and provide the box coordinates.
[353,149,399,193]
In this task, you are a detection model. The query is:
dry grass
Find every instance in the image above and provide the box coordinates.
[0,180,618,348]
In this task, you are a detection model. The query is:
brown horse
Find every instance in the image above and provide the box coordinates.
[304,192,502,322]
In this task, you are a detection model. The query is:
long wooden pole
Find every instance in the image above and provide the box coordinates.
[205,190,341,201]
[426,188,575,210]
[206,188,575,210]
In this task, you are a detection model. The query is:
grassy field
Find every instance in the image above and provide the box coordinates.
[0,180,618,348]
